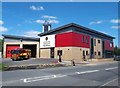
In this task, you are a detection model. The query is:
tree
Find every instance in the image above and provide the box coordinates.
[0,39,3,52]
[114,46,120,55]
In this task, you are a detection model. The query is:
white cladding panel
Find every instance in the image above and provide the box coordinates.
[40,35,55,48]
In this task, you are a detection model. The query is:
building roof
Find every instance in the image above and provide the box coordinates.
[2,34,40,41]
[38,23,115,39]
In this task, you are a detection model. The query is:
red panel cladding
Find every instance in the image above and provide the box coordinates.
[55,32,90,48]
[104,40,114,50]
[72,32,90,48]
[6,45,20,58]
[55,32,73,47]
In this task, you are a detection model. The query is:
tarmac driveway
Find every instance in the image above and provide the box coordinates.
[2,58,59,66]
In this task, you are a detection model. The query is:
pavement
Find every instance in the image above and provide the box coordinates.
[2,58,59,66]
[2,58,117,71]
[2,61,119,87]
[2,58,115,66]
[2,58,65,71]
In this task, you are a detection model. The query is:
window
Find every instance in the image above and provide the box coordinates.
[82,36,84,43]
[86,36,88,43]
[86,51,88,55]
[83,50,85,56]
[94,52,96,55]
[110,43,112,47]
[98,40,100,43]
[94,39,96,46]
[98,52,101,56]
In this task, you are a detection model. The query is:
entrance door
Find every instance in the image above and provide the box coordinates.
[90,38,94,58]
[50,48,54,58]
[6,45,20,58]
[83,50,86,61]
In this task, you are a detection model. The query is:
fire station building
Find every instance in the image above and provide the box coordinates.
[2,22,115,62]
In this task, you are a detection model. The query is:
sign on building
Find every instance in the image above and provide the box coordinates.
[40,35,55,48]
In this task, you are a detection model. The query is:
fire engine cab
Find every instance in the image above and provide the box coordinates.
[11,48,31,61]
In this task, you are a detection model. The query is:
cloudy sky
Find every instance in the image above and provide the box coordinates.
[1,2,119,46]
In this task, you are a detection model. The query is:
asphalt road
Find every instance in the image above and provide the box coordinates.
[2,61,119,87]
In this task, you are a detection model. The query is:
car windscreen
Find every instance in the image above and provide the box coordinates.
[11,50,21,54]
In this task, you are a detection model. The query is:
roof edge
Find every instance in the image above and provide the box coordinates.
[38,23,115,39]
[2,34,40,41]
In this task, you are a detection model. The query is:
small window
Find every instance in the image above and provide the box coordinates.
[86,37,88,43]
[110,43,112,47]
[98,52,101,56]
[98,40,100,43]
[86,51,88,55]
[94,39,96,46]
[82,36,84,43]
[95,52,96,55]
[83,50,85,56]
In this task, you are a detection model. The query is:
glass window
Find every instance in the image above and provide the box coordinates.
[110,43,112,47]
[94,39,96,46]
[82,36,84,43]
[98,40,100,43]
[95,52,96,55]
[86,37,88,43]
[83,50,85,56]
[86,51,88,55]
[11,50,20,54]
[98,52,101,56]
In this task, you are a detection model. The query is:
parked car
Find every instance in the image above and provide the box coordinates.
[114,55,120,61]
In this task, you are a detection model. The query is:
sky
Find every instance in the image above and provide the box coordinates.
[1,2,119,46]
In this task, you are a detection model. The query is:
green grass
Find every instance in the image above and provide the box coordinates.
[0,63,8,71]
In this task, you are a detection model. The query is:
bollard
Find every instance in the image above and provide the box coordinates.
[71,60,75,66]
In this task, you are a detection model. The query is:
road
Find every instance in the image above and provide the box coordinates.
[2,61,119,87]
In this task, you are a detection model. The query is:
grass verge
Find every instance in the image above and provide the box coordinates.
[0,63,8,71]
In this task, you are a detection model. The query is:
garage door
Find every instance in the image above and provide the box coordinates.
[23,45,36,58]
[6,45,20,58]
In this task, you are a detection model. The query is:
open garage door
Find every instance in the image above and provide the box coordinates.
[23,44,37,58]
[6,45,20,58]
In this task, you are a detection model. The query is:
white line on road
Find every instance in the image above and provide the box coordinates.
[101,78,118,86]
[21,70,100,83]
[21,66,118,83]
[105,67,118,71]
[21,74,67,83]
[75,70,99,74]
